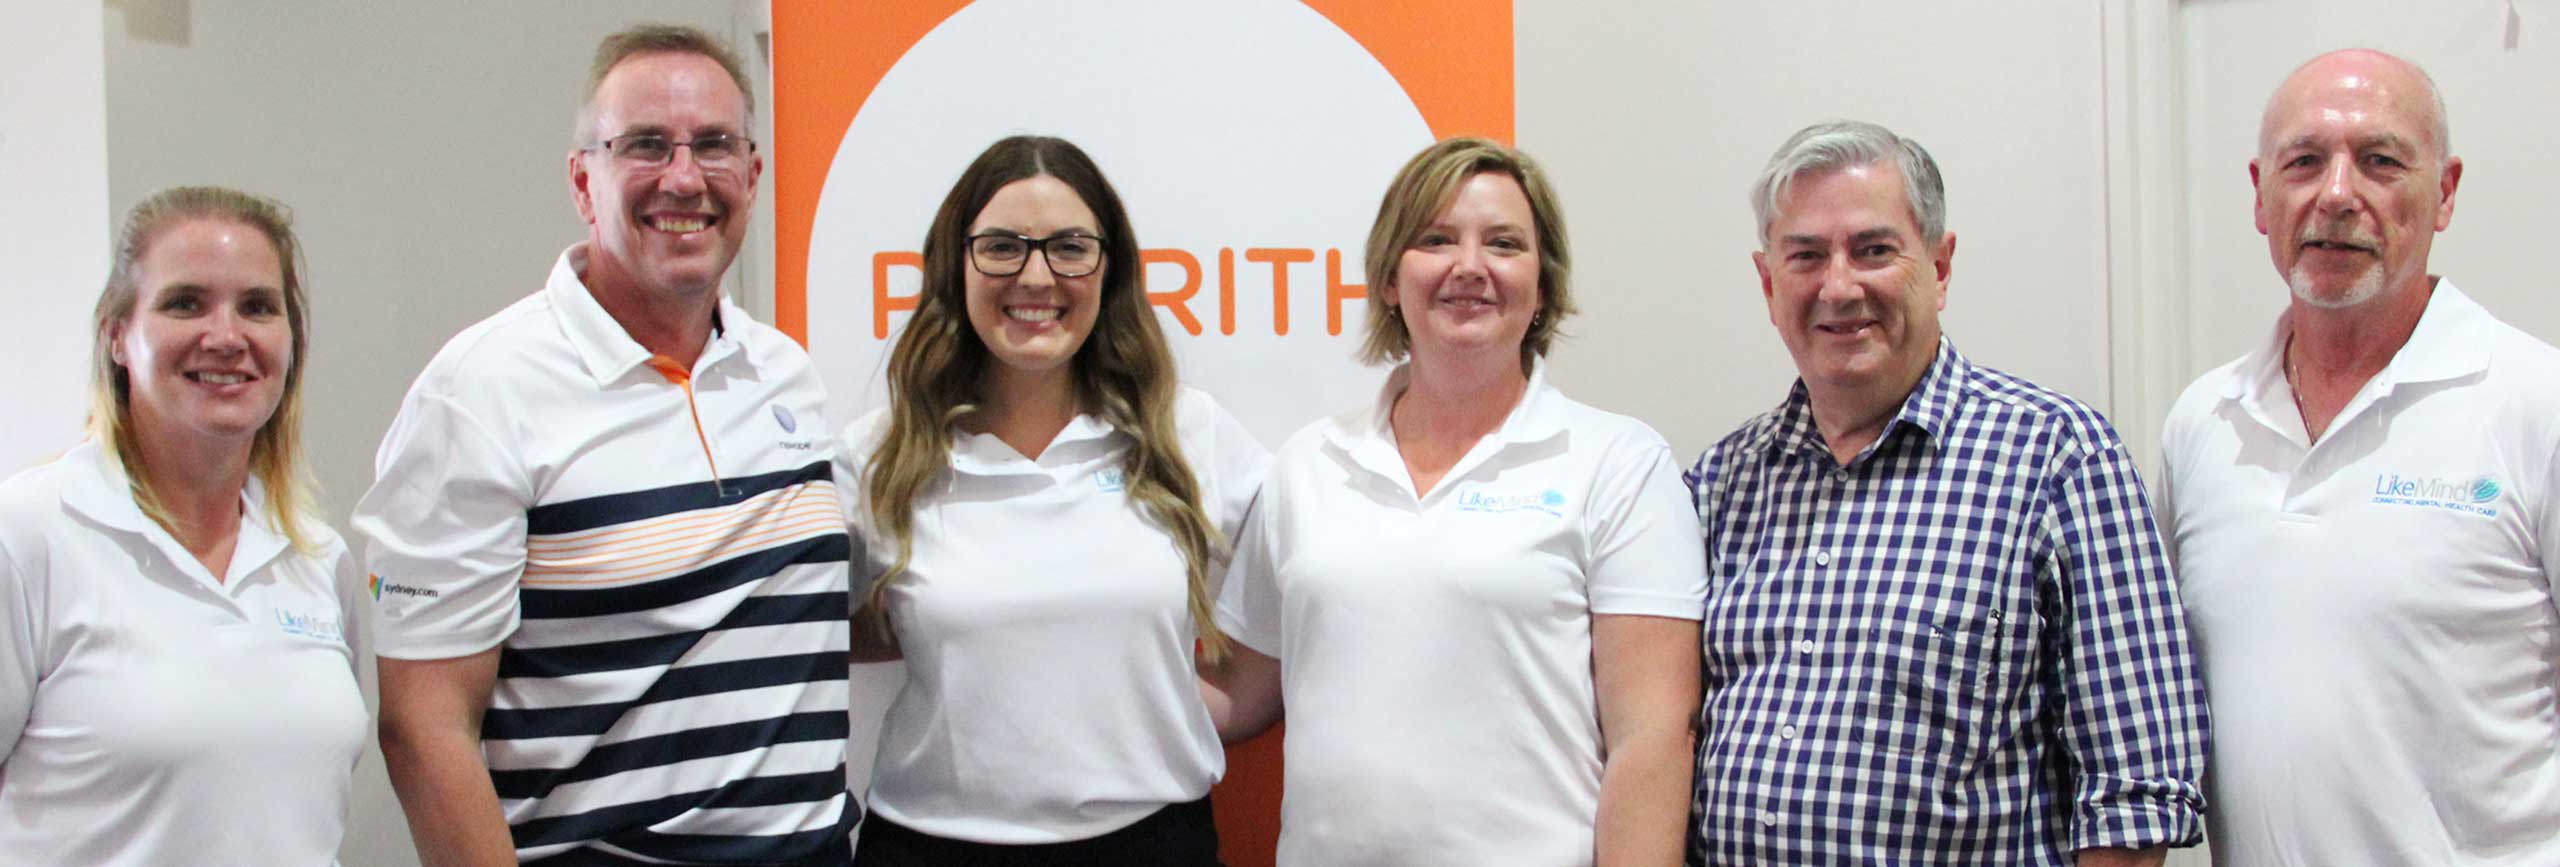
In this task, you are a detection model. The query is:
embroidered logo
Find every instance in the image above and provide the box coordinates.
[1456,487,1567,517]
[372,578,440,603]
[1097,467,1127,493]
[2472,477,2503,503]
[772,404,800,434]
[275,607,346,642]
[2371,472,2503,517]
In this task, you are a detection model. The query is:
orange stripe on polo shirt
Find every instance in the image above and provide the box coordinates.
[526,502,843,570]
[647,355,725,487]
[528,481,839,557]
[522,493,844,588]
[521,512,847,587]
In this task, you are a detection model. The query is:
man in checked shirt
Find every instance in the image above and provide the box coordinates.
[1684,120,2209,866]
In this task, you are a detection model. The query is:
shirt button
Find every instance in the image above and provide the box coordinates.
[1759,810,1779,827]
[1795,639,1816,655]
[1779,724,1798,740]
[1813,550,1832,567]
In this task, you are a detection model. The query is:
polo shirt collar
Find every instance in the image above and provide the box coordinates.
[947,411,1124,477]
[2221,278,2493,407]
[1324,357,1570,484]
[547,243,746,387]
[1768,337,1965,463]
[56,439,289,589]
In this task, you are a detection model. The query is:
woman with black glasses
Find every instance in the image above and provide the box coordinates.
[840,135,1266,866]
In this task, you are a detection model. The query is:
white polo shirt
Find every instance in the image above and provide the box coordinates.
[842,387,1267,843]
[2163,280,2560,867]
[1214,362,1708,867]
[354,245,856,864]
[0,440,367,866]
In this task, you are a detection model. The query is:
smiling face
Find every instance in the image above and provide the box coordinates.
[2252,51,2460,310]
[570,50,761,302]
[109,217,294,454]
[964,175,1105,387]
[1755,162,1953,399]
[1392,171,1543,369]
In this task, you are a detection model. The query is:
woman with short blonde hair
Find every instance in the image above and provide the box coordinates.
[1206,138,1707,866]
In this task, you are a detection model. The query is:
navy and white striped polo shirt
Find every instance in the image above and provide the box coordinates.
[358,247,856,865]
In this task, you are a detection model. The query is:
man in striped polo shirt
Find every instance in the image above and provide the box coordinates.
[359,25,856,866]
[1685,120,2208,866]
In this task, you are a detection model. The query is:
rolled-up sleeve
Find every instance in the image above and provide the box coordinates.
[2045,427,2211,851]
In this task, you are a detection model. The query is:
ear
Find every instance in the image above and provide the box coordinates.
[2249,158,2270,236]
[2434,156,2463,231]
[1931,232,1956,311]
[1753,250,1777,321]
[569,149,599,226]
[105,318,129,368]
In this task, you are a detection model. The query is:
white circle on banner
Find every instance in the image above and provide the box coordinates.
[805,0,1436,444]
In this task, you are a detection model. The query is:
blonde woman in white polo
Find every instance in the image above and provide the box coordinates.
[841,136,1266,866]
[1204,138,1707,867]
[0,187,364,865]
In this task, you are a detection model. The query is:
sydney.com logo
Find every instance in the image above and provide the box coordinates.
[2370,473,2502,517]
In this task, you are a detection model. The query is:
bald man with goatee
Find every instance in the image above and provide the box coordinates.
[2160,48,2560,866]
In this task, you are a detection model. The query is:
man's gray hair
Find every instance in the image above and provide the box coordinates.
[1750,120,1947,247]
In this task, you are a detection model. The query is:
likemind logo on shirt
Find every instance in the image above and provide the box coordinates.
[2371,472,2503,517]
[1456,487,1568,517]
[274,607,346,643]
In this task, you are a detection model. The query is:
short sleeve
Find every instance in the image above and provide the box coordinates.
[2542,435,2560,619]
[1214,487,1285,658]
[325,541,376,717]
[0,529,40,760]
[832,413,892,594]
[1184,391,1271,545]
[1583,429,1709,620]
[351,389,532,660]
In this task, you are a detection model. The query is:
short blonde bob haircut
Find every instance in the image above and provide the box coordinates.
[1357,137,1575,373]
[87,186,320,552]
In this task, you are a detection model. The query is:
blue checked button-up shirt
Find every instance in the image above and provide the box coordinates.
[1685,340,2207,866]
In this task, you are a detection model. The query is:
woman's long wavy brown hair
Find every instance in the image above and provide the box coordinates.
[861,136,1233,661]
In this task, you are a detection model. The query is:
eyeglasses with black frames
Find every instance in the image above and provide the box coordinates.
[967,231,1106,278]
[584,132,757,178]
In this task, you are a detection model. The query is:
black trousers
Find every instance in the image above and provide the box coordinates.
[851,796,1220,867]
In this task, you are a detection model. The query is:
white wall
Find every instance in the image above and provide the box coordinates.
[1518,0,2116,460]
[2,5,109,474]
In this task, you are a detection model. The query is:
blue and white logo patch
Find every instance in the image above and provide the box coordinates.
[1456,487,1567,516]
[274,607,346,643]
[2371,472,2503,517]
[1097,467,1127,493]
[772,404,800,434]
